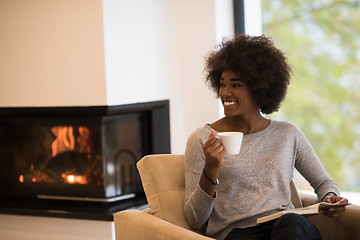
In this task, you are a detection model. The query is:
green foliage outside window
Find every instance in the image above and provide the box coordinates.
[261,0,360,191]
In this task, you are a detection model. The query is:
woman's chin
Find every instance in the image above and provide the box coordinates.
[223,110,237,118]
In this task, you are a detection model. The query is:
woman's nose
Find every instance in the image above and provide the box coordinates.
[220,87,232,97]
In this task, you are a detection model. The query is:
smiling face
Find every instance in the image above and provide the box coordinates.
[219,70,259,118]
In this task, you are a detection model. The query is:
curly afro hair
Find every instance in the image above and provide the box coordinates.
[204,34,292,114]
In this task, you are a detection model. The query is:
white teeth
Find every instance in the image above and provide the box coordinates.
[224,101,236,106]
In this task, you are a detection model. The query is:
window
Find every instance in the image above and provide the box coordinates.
[260,0,360,201]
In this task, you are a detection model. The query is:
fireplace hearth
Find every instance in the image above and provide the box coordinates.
[0,101,170,202]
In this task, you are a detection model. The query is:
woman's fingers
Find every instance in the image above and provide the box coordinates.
[320,206,346,217]
[203,130,226,169]
[320,196,349,218]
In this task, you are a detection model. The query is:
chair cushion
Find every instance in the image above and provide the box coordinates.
[290,180,303,208]
[137,154,192,230]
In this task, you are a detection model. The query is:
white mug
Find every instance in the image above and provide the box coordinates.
[217,132,244,155]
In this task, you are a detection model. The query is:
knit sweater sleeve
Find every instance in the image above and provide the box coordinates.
[292,124,340,200]
[184,126,215,230]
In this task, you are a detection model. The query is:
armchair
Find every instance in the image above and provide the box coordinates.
[114,154,360,240]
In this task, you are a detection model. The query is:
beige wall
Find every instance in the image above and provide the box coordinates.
[0,0,107,106]
[0,0,221,154]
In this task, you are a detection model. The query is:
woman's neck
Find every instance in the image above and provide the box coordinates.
[211,113,270,135]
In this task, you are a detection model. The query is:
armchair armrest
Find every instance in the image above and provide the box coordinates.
[114,209,214,240]
[299,192,360,240]
[340,204,360,240]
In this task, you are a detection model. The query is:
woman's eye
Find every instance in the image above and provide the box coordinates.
[233,84,242,88]
[219,83,225,88]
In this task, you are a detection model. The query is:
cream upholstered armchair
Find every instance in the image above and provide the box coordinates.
[114,154,360,240]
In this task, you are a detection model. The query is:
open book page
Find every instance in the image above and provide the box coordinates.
[257,200,350,224]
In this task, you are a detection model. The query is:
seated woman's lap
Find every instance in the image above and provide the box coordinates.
[224,213,321,240]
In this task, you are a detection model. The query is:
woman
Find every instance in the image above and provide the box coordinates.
[184,35,348,240]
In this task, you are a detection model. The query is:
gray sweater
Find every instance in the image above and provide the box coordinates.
[184,120,340,239]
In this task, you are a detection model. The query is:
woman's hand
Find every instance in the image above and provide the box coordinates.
[199,129,226,197]
[202,129,226,170]
[320,193,348,218]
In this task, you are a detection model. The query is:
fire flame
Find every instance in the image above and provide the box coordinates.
[51,126,75,157]
[51,126,92,157]
[77,126,91,153]
[18,126,92,185]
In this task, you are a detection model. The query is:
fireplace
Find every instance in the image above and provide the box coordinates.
[0,100,170,202]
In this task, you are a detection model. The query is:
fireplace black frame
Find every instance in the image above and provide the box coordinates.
[0,100,170,201]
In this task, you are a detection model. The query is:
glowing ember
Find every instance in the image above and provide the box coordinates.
[61,173,87,184]
[67,175,75,183]
[19,175,24,183]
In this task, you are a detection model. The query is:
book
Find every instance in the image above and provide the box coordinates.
[256,200,350,224]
